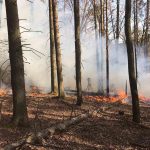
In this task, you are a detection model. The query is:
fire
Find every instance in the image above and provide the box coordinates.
[28,86,49,97]
[0,89,8,97]
[116,90,128,103]
[84,90,128,103]
[139,95,150,104]
[84,90,150,105]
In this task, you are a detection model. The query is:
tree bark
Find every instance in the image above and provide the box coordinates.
[5,0,28,126]
[133,0,138,80]
[49,0,57,93]
[106,0,109,95]
[110,5,115,39]
[99,0,104,94]
[100,0,105,36]
[134,0,138,44]
[52,0,65,98]
[125,0,140,123]
[116,0,120,39]
[145,0,149,56]
[93,0,102,93]
[74,0,83,106]
[115,0,120,64]
[0,0,3,28]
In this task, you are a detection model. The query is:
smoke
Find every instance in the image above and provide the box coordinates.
[0,0,150,97]
[0,0,3,28]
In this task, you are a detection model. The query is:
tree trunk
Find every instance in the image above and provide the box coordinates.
[99,0,104,94]
[5,0,28,126]
[49,0,57,93]
[52,0,65,98]
[74,0,83,106]
[134,0,138,44]
[93,0,102,93]
[145,0,149,56]
[133,0,138,80]
[0,0,3,28]
[100,0,105,36]
[106,0,109,95]
[110,5,115,39]
[115,0,120,64]
[116,0,120,39]
[125,0,140,123]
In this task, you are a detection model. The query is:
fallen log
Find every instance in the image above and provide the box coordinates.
[3,110,95,150]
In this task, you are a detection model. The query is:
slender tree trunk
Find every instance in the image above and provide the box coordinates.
[134,0,138,44]
[106,0,109,95]
[93,0,102,93]
[116,0,120,39]
[93,0,98,38]
[115,0,120,64]
[0,0,3,28]
[145,0,149,42]
[134,0,138,80]
[100,0,105,36]
[74,0,82,106]
[99,0,104,94]
[145,0,149,56]
[110,5,115,39]
[5,0,28,126]
[52,0,65,98]
[125,0,140,123]
[49,0,57,93]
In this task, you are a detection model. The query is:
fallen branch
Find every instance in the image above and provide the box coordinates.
[4,110,96,150]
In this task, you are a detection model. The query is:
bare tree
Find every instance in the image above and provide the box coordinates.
[52,0,65,98]
[125,0,140,123]
[145,0,149,56]
[49,0,57,93]
[5,0,28,126]
[133,0,139,80]
[116,0,120,39]
[74,0,83,106]
[100,0,105,35]
[106,0,109,95]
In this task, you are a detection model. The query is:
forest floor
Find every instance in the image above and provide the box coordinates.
[0,93,150,150]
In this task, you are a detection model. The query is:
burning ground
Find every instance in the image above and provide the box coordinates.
[0,91,150,149]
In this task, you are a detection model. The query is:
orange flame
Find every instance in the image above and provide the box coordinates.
[28,86,49,97]
[139,95,150,103]
[0,89,8,97]
[84,90,128,103]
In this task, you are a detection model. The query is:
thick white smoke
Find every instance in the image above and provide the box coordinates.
[0,0,149,97]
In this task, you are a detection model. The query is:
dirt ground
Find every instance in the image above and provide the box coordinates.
[0,94,150,150]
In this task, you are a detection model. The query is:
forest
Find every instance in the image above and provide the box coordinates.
[0,0,149,149]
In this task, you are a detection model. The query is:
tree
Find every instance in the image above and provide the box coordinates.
[145,0,149,56]
[0,0,3,28]
[52,0,65,98]
[100,0,105,36]
[49,0,57,93]
[100,0,105,94]
[116,0,120,39]
[106,0,109,95]
[115,0,120,64]
[74,0,83,106]
[5,0,28,126]
[93,0,102,93]
[134,0,139,44]
[133,0,139,80]
[125,0,140,123]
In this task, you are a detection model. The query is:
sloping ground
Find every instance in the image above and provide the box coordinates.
[0,95,150,149]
